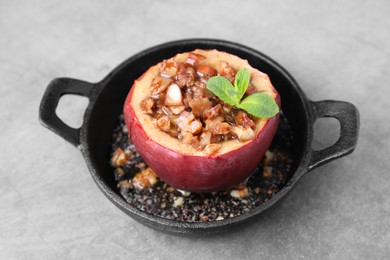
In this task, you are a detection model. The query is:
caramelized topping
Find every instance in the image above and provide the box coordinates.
[140,52,260,154]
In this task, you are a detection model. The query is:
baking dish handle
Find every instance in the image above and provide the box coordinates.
[307,100,360,171]
[39,78,95,148]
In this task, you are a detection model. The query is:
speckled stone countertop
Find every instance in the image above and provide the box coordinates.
[1,0,389,259]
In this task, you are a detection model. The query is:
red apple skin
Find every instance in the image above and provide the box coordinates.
[124,86,280,193]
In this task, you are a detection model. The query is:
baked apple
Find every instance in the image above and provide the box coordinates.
[124,49,280,192]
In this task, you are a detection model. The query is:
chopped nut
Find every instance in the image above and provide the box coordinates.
[218,61,236,82]
[235,111,255,129]
[230,184,249,199]
[178,131,200,149]
[156,115,171,132]
[160,59,178,78]
[140,97,154,114]
[196,64,217,78]
[230,125,255,142]
[132,168,159,191]
[177,111,202,135]
[161,106,172,116]
[173,196,184,208]
[177,62,187,74]
[150,76,172,97]
[176,71,195,88]
[203,104,223,120]
[111,148,129,167]
[210,133,225,143]
[169,105,185,115]
[191,81,209,98]
[165,84,183,106]
[186,52,206,66]
[205,117,230,135]
[199,131,212,148]
[189,97,213,118]
[188,121,202,135]
[204,143,221,155]
[186,67,196,79]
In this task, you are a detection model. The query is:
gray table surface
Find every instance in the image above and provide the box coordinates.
[1,0,389,259]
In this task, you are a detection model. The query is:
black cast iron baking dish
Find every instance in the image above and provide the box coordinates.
[39,39,359,234]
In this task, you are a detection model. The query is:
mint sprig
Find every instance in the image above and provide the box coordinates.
[206,76,241,106]
[206,68,279,118]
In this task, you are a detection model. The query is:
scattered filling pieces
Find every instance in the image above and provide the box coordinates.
[111,148,129,167]
[110,113,294,222]
[230,184,249,199]
[132,168,159,191]
[140,53,260,154]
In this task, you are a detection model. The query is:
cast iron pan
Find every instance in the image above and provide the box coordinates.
[39,39,360,234]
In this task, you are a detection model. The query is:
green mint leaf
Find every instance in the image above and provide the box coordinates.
[206,76,240,106]
[234,68,250,100]
[237,93,279,118]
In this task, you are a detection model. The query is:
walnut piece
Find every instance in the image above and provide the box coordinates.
[150,76,172,98]
[196,64,217,78]
[230,184,249,199]
[176,68,195,88]
[204,143,221,155]
[132,168,159,191]
[205,116,230,135]
[185,52,206,66]
[178,131,200,149]
[235,111,255,129]
[160,59,178,78]
[156,115,171,132]
[218,61,236,82]
[177,111,202,135]
[203,104,223,120]
[111,148,129,167]
[189,97,213,118]
[164,84,183,106]
[140,98,154,114]
[230,125,255,142]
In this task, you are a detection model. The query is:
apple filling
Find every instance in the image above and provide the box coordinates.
[139,53,260,155]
